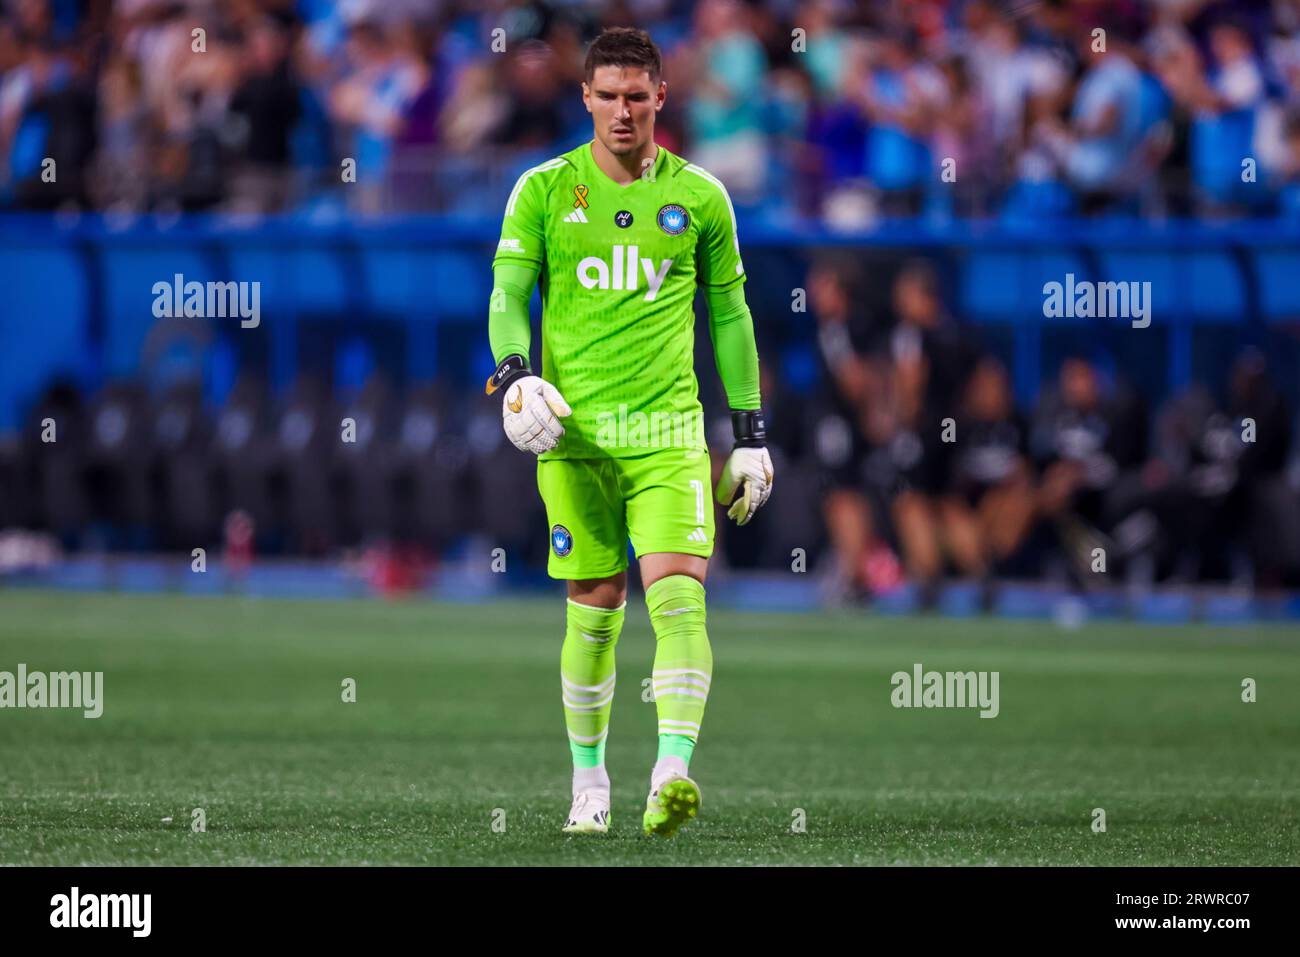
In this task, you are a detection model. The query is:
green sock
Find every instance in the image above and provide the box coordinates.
[560,599,624,770]
[646,575,711,763]
[570,738,606,768]
[657,732,696,765]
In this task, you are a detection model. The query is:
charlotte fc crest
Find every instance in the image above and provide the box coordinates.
[657,204,688,235]
[551,525,573,557]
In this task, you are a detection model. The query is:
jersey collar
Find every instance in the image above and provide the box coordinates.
[585,139,666,189]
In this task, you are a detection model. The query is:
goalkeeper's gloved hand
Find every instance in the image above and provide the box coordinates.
[714,409,773,525]
[486,354,571,455]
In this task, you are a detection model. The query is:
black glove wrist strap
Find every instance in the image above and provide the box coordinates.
[731,409,767,448]
[485,354,530,395]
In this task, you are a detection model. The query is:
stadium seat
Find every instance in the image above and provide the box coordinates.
[101,246,218,378]
[431,249,493,320]
[1093,251,1244,324]
[1186,251,1245,323]
[1255,249,1300,323]
[224,241,352,320]
[961,249,1088,323]
[0,245,88,431]
[150,380,217,549]
[358,247,442,321]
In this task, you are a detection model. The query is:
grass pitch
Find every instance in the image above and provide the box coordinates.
[0,588,1296,865]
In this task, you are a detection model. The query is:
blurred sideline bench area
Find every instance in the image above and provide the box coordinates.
[2,214,1299,596]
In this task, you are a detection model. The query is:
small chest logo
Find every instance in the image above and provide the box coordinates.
[615,210,633,228]
[551,524,573,558]
[564,185,591,223]
[657,204,689,235]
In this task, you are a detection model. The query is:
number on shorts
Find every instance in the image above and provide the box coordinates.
[689,479,705,525]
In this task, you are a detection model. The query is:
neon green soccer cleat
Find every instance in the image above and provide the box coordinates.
[642,776,701,838]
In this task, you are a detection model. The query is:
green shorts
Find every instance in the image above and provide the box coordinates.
[537,447,715,580]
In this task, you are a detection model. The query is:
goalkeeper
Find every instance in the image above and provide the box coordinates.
[486,27,771,838]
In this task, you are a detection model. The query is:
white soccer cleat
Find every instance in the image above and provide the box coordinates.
[562,790,611,834]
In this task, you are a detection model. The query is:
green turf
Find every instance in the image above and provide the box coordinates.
[0,588,1297,865]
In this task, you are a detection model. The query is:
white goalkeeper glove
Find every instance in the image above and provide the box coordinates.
[486,354,571,455]
[714,410,773,525]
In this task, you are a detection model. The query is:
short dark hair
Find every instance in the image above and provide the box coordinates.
[584,27,662,83]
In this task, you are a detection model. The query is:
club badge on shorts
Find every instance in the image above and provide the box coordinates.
[657,204,689,235]
[551,524,573,557]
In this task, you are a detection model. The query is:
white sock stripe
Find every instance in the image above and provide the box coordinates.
[652,674,711,687]
[650,681,712,696]
[650,670,712,686]
[563,691,615,711]
[657,726,699,738]
[657,719,700,732]
[561,687,615,705]
[567,728,609,745]
[650,685,709,701]
[561,672,616,695]
[653,673,711,689]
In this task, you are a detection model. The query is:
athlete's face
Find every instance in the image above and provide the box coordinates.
[583,65,665,156]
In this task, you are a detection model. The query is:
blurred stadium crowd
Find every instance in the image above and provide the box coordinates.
[3,0,1300,602]
[3,0,1300,221]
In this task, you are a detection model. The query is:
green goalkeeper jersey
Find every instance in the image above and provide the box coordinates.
[492,141,748,459]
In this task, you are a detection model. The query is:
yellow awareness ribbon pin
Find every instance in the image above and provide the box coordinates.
[573,184,589,209]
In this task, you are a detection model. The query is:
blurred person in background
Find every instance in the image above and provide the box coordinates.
[846,26,944,217]
[227,15,301,213]
[1155,16,1269,214]
[328,16,428,213]
[886,259,980,449]
[954,0,1067,175]
[1032,356,1147,584]
[1,11,96,209]
[131,6,247,213]
[95,49,149,210]
[801,8,870,224]
[939,356,1035,597]
[1057,20,1149,214]
[1141,349,1296,585]
[793,0,852,103]
[884,259,981,603]
[490,38,565,151]
[932,53,998,217]
[1218,349,1295,585]
[672,0,769,203]
[437,52,507,154]
[1276,107,1300,215]
[808,257,903,601]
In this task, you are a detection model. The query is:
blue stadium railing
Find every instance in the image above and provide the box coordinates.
[1,213,1298,432]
